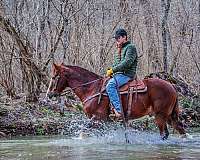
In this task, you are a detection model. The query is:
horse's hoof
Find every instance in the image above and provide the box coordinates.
[161,135,168,140]
[180,133,189,138]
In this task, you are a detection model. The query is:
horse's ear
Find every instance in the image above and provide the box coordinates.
[53,63,61,71]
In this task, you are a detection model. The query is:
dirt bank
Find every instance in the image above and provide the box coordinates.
[0,95,199,138]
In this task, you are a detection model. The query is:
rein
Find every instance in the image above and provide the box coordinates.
[46,72,104,104]
[70,78,103,91]
[60,77,104,104]
[54,77,103,98]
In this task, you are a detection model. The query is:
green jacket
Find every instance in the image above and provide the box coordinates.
[112,41,138,78]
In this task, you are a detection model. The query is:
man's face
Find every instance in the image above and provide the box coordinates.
[116,36,127,46]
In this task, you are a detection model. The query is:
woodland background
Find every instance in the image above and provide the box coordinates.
[0,0,199,102]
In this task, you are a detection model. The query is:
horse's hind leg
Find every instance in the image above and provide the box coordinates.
[155,114,169,140]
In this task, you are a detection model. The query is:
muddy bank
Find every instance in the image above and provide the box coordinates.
[0,97,125,138]
[0,96,200,138]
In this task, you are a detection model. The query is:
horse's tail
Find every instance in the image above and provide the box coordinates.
[171,97,179,122]
[168,97,186,135]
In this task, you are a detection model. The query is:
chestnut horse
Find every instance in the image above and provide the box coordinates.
[47,63,186,139]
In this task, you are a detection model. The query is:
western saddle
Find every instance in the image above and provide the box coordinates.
[100,78,147,118]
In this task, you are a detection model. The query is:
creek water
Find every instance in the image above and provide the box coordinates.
[0,129,200,160]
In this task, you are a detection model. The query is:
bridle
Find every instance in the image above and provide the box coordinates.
[45,73,60,97]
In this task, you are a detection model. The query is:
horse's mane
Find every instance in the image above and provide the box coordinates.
[64,65,102,80]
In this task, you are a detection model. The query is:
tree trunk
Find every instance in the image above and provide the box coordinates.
[140,0,158,74]
[161,0,171,73]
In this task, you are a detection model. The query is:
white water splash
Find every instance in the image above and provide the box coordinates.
[49,129,199,149]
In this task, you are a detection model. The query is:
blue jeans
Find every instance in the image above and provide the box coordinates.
[106,74,131,113]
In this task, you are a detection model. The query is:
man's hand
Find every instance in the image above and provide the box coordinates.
[106,68,113,77]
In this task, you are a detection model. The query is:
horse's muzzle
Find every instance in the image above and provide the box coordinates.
[47,92,60,99]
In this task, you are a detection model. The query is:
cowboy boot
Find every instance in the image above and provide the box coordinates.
[109,107,122,121]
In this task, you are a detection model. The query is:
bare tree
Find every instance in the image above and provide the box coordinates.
[0,0,199,100]
[0,13,48,101]
[161,0,171,73]
[140,0,159,74]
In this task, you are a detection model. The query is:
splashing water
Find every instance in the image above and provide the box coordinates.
[1,118,200,160]
[0,129,200,160]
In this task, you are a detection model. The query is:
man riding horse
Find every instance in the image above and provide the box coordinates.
[106,28,138,119]
[47,28,186,140]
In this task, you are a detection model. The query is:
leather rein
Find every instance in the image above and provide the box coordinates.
[55,77,104,103]
[69,77,103,91]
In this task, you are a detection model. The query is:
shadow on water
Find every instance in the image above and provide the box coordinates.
[1,129,200,160]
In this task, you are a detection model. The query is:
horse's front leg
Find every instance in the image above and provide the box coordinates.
[83,96,110,121]
[163,125,169,140]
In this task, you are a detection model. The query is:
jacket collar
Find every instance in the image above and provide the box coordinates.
[122,41,131,48]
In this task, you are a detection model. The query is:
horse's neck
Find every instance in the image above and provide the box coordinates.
[69,78,101,102]
[66,68,101,102]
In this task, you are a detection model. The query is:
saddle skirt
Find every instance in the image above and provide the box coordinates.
[119,79,147,94]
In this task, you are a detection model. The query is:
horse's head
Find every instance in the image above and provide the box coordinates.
[47,63,69,99]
